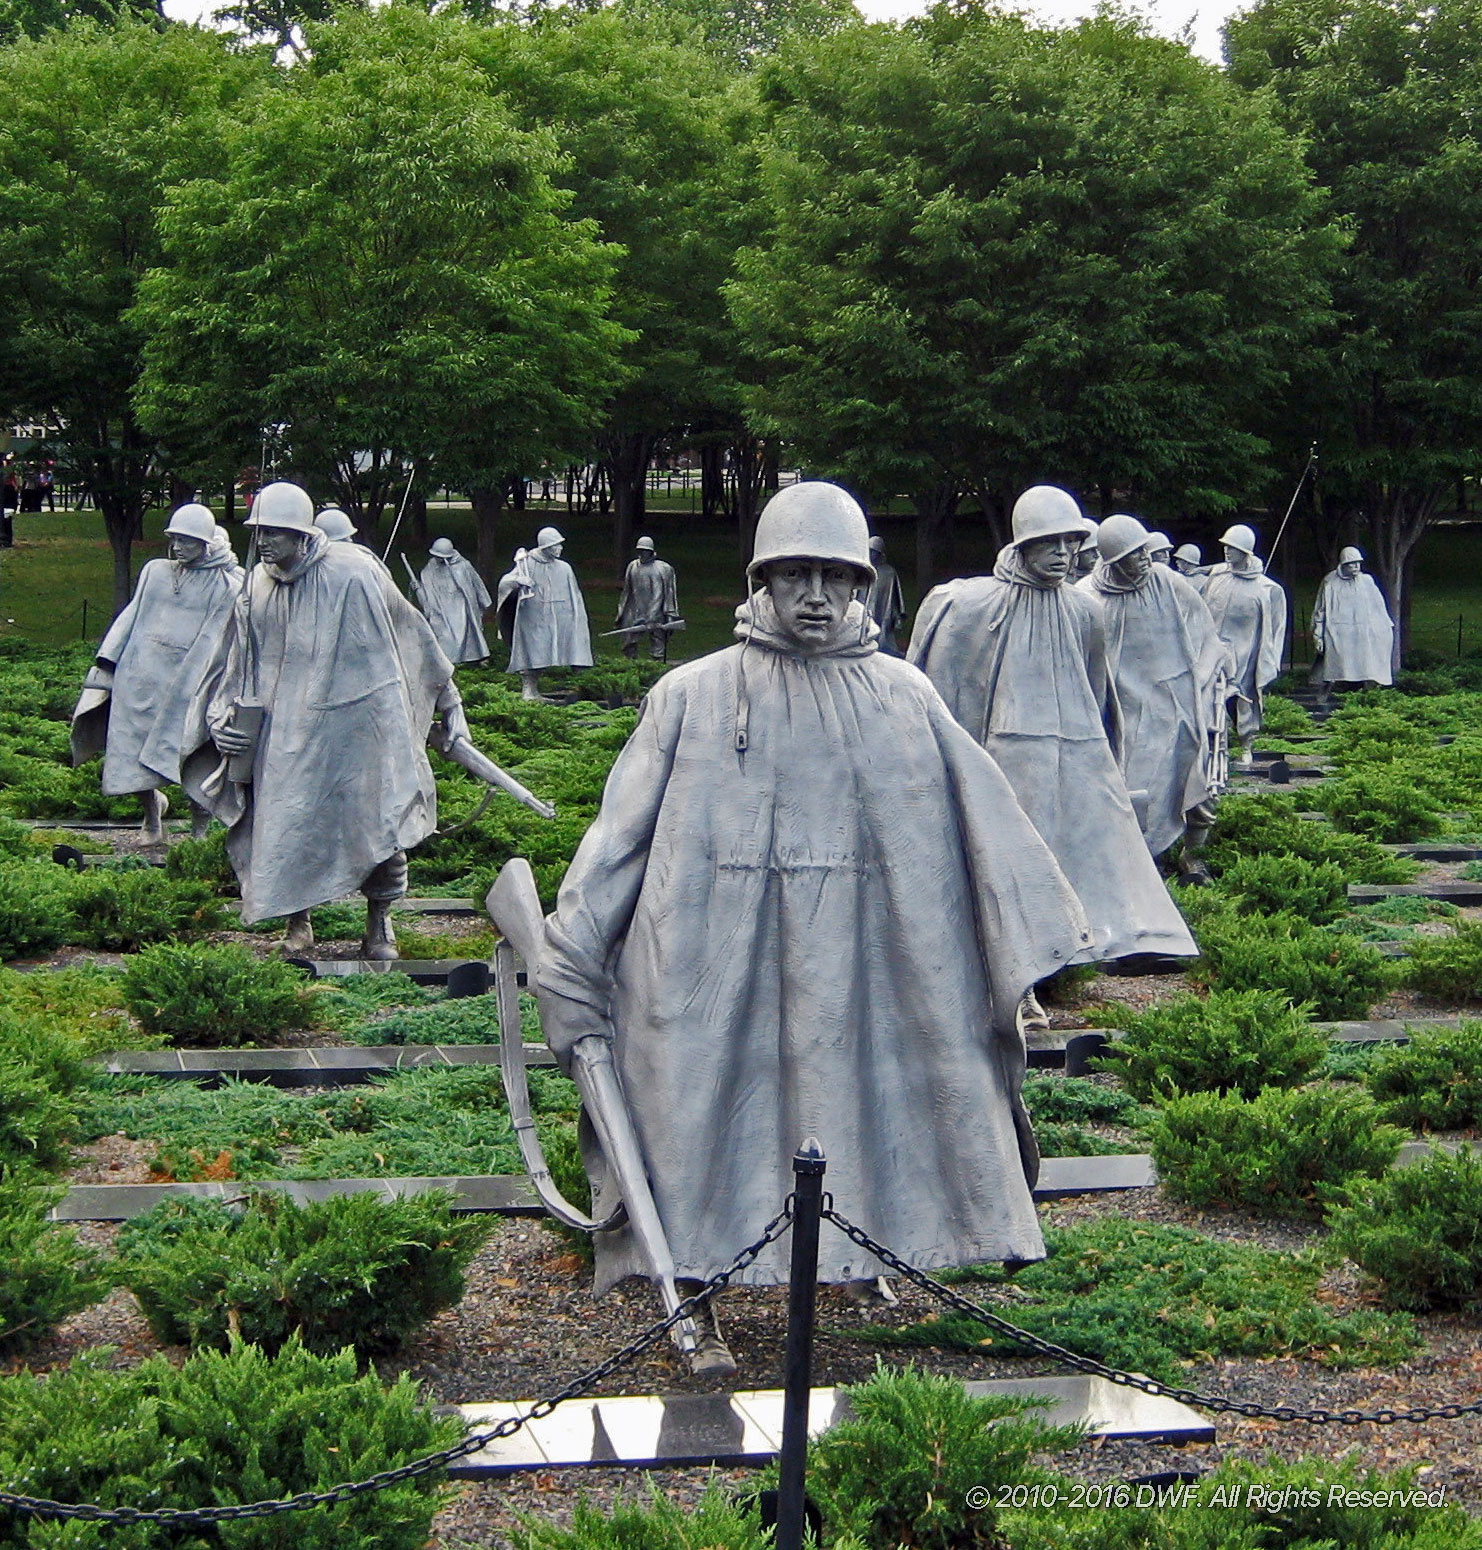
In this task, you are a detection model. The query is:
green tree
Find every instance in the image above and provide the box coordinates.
[618,0,860,71]
[729,6,1341,582]
[1225,0,1482,666]
[467,7,752,570]
[0,0,162,45]
[133,5,631,567]
[0,21,268,613]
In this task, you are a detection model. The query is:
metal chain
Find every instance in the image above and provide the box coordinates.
[822,1203,1482,1428]
[0,1202,796,1526]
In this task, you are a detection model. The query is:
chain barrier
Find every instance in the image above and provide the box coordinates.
[821,1202,1482,1428]
[0,1202,796,1525]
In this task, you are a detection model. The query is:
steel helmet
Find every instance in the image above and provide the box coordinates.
[1012,485,1088,546]
[868,535,885,555]
[164,503,216,542]
[1097,513,1151,564]
[635,536,656,552]
[315,508,356,541]
[246,481,316,533]
[1339,545,1364,564]
[430,537,456,558]
[535,526,564,549]
[1144,530,1173,555]
[1174,543,1202,566]
[1078,525,1101,553]
[748,481,875,582]
[1220,523,1258,555]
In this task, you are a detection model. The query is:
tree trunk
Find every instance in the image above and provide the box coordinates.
[472,485,507,589]
[99,494,141,619]
[408,488,428,547]
[224,481,236,526]
[701,443,729,521]
[732,435,766,567]
[913,481,960,593]
[604,433,651,575]
[1366,485,1443,676]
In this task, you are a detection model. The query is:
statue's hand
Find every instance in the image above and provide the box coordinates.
[214,726,253,756]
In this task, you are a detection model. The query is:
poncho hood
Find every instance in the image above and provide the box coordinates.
[733,590,878,657]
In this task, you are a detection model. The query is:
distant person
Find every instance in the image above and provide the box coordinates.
[19,471,42,513]
[1311,546,1394,689]
[615,536,680,660]
[1,473,16,548]
[864,535,906,655]
[39,467,54,512]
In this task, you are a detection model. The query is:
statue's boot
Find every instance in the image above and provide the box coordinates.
[677,1279,737,1380]
[1016,987,1050,1033]
[1177,803,1216,886]
[188,801,212,842]
[362,898,398,962]
[844,1276,897,1309]
[520,670,544,703]
[283,910,315,955]
[141,789,168,846]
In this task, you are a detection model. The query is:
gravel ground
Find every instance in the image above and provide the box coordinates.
[22,1187,1481,1547]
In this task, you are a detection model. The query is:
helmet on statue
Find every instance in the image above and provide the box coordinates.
[748,481,875,583]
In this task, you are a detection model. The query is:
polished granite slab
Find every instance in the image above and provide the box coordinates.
[1348,881,1482,905]
[96,1043,555,1085]
[450,1374,1214,1475]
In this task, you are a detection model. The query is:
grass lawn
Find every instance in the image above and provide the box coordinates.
[2,498,1480,667]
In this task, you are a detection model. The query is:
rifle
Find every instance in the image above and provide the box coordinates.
[399,552,424,603]
[487,858,697,1358]
[599,618,686,639]
[438,734,556,822]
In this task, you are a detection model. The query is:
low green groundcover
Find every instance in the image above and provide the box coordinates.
[858,1217,1417,1381]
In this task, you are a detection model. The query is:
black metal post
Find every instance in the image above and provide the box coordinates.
[775,1138,826,1550]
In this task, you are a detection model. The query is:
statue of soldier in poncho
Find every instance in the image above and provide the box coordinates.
[1173,543,1209,593]
[411,538,493,666]
[1311,546,1394,688]
[537,482,1091,1377]
[614,536,679,660]
[496,526,593,700]
[314,507,357,544]
[71,503,243,844]
[1144,531,1174,567]
[184,483,468,961]
[1202,523,1288,765]
[864,534,906,654]
[909,486,1196,1025]
[1079,515,1233,880]
[1074,524,1101,580]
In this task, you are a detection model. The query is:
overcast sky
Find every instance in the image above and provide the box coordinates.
[161,0,1243,66]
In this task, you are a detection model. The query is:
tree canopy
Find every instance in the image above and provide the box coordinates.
[728,6,1342,579]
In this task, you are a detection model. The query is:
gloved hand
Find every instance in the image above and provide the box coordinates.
[431,683,470,753]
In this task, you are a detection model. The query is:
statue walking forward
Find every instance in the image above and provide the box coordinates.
[184,483,468,961]
[497,526,593,700]
[536,482,1091,1377]
[909,485,1196,1024]
[72,504,243,843]
[1080,514,1233,879]
[614,536,679,660]
[1201,523,1288,763]
[1311,546,1393,688]
[414,538,493,665]
[864,534,906,654]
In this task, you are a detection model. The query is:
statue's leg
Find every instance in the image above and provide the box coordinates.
[1016,985,1050,1033]
[141,788,168,845]
[188,800,212,841]
[520,670,543,702]
[361,850,407,962]
[844,1276,898,1308]
[649,628,666,662]
[622,637,638,659]
[1177,800,1217,885]
[283,910,315,954]
[676,1277,737,1379]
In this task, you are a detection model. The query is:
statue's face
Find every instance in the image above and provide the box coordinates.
[1175,557,1197,575]
[637,549,655,563]
[1340,560,1361,579]
[168,535,207,565]
[1019,533,1079,586]
[256,526,306,568]
[764,559,861,649]
[546,542,564,560]
[1224,544,1251,569]
[1148,547,1172,566]
[1111,547,1151,586]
